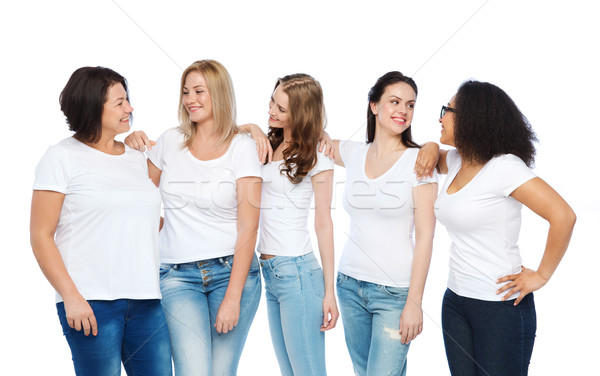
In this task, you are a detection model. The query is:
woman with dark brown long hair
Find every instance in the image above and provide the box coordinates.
[326,71,438,375]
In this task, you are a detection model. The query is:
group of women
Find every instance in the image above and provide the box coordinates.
[30,59,576,376]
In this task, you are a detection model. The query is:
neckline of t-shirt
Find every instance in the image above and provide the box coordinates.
[185,135,237,164]
[362,144,410,181]
[444,158,491,196]
[70,137,128,158]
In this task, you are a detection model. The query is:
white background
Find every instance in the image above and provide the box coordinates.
[1,0,598,374]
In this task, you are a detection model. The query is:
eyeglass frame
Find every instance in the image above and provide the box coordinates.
[440,105,455,118]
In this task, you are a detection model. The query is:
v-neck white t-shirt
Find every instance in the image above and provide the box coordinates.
[435,149,536,301]
[338,141,437,288]
[257,149,333,256]
[147,128,262,263]
[33,137,162,303]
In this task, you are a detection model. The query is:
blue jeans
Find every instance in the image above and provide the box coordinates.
[336,273,410,376]
[260,252,326,376]
[441,288,537,376]
[56,299,172,376]
[159,254,261,376]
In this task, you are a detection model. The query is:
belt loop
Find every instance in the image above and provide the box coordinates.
[173,264,179,270]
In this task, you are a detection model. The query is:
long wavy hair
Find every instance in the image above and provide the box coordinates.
[367,71,420,148]
[178,59,237,149]
[453,80,537,167]
[267,73,325,184]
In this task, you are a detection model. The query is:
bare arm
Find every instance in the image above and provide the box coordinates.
[30,191,98,336]
[311,169,339,331]
[214,176,262,333]
[496,177,576,305]
[399,182,438,344]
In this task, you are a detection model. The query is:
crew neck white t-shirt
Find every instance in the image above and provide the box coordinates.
[258,149,333,256]
[147,128,262,263]
[33,137,162,303]
[435,149,536,301]
[338,141,437,288]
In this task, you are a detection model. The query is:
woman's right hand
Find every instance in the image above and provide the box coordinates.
[241,123,272,163]
[125,130,156,152]
[63,294,98,336]
[414,142,439,179]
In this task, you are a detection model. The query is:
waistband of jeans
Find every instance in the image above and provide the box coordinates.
[163,255,233,269]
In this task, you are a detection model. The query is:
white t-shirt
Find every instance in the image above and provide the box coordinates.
[338,141,437,287]
[258,149,334,256]
[435,149,536,301]
[147,128,262,263]
[33,137,162,303]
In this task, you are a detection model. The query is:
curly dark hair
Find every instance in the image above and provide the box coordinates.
[453,80,537,167]
[367,71,420,148]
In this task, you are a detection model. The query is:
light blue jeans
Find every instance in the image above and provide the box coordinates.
[159,254,261,376]
[260,252,326,376]
[336,273,410,376]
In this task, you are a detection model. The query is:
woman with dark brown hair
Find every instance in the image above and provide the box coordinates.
[326,71,438,375]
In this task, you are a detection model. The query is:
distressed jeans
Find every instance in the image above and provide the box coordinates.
[336,273,410,376]
[159,254,261,376]
[260,252,326,376]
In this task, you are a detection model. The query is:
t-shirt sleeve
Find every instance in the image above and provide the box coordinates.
[339,140,362,166]
[232,135,262,180]
[33,144,70,194]
[309,148,334,177]
[407,148,438,187]
[146,128,173,171]
[494,154,537,197]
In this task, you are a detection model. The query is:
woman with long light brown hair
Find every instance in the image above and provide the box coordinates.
[243,73,339,375]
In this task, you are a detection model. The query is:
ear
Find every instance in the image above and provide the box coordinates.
[369,101,378,115]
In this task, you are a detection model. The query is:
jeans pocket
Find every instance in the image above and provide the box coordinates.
[159,264,173,280]
[336,272,346,287]
[272,259,299,280]
[382,285,409,301]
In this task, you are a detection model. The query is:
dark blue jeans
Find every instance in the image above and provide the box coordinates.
[441,288,536,376]
[57,299,172,376]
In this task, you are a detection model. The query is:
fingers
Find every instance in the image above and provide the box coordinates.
[141,133,154,151]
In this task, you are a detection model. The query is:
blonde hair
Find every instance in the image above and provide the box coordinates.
[267,73,326,184]
[178,59,237,148]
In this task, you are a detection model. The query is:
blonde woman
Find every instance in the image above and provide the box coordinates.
[126,60,262,375]
[242,74,338,375]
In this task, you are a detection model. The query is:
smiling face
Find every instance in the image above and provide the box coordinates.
[370,82,415,138]
[182,71,213,125]
[439,95,457,146]
[101,83,133,136]
[268,85,290,130]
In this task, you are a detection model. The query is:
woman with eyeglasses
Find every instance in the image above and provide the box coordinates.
[419,80,575,375]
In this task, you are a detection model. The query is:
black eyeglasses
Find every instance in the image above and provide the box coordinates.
[440,105,455,118]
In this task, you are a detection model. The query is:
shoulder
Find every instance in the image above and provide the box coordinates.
[159,127,184,142]
[231,133,257,153]
[339,140,367,161]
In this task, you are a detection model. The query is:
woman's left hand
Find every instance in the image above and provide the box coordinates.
[414,142,439,179]
[214,296,240,334]
[399,298,423,344]
[496,266,548,305]
[320,293,339,332]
